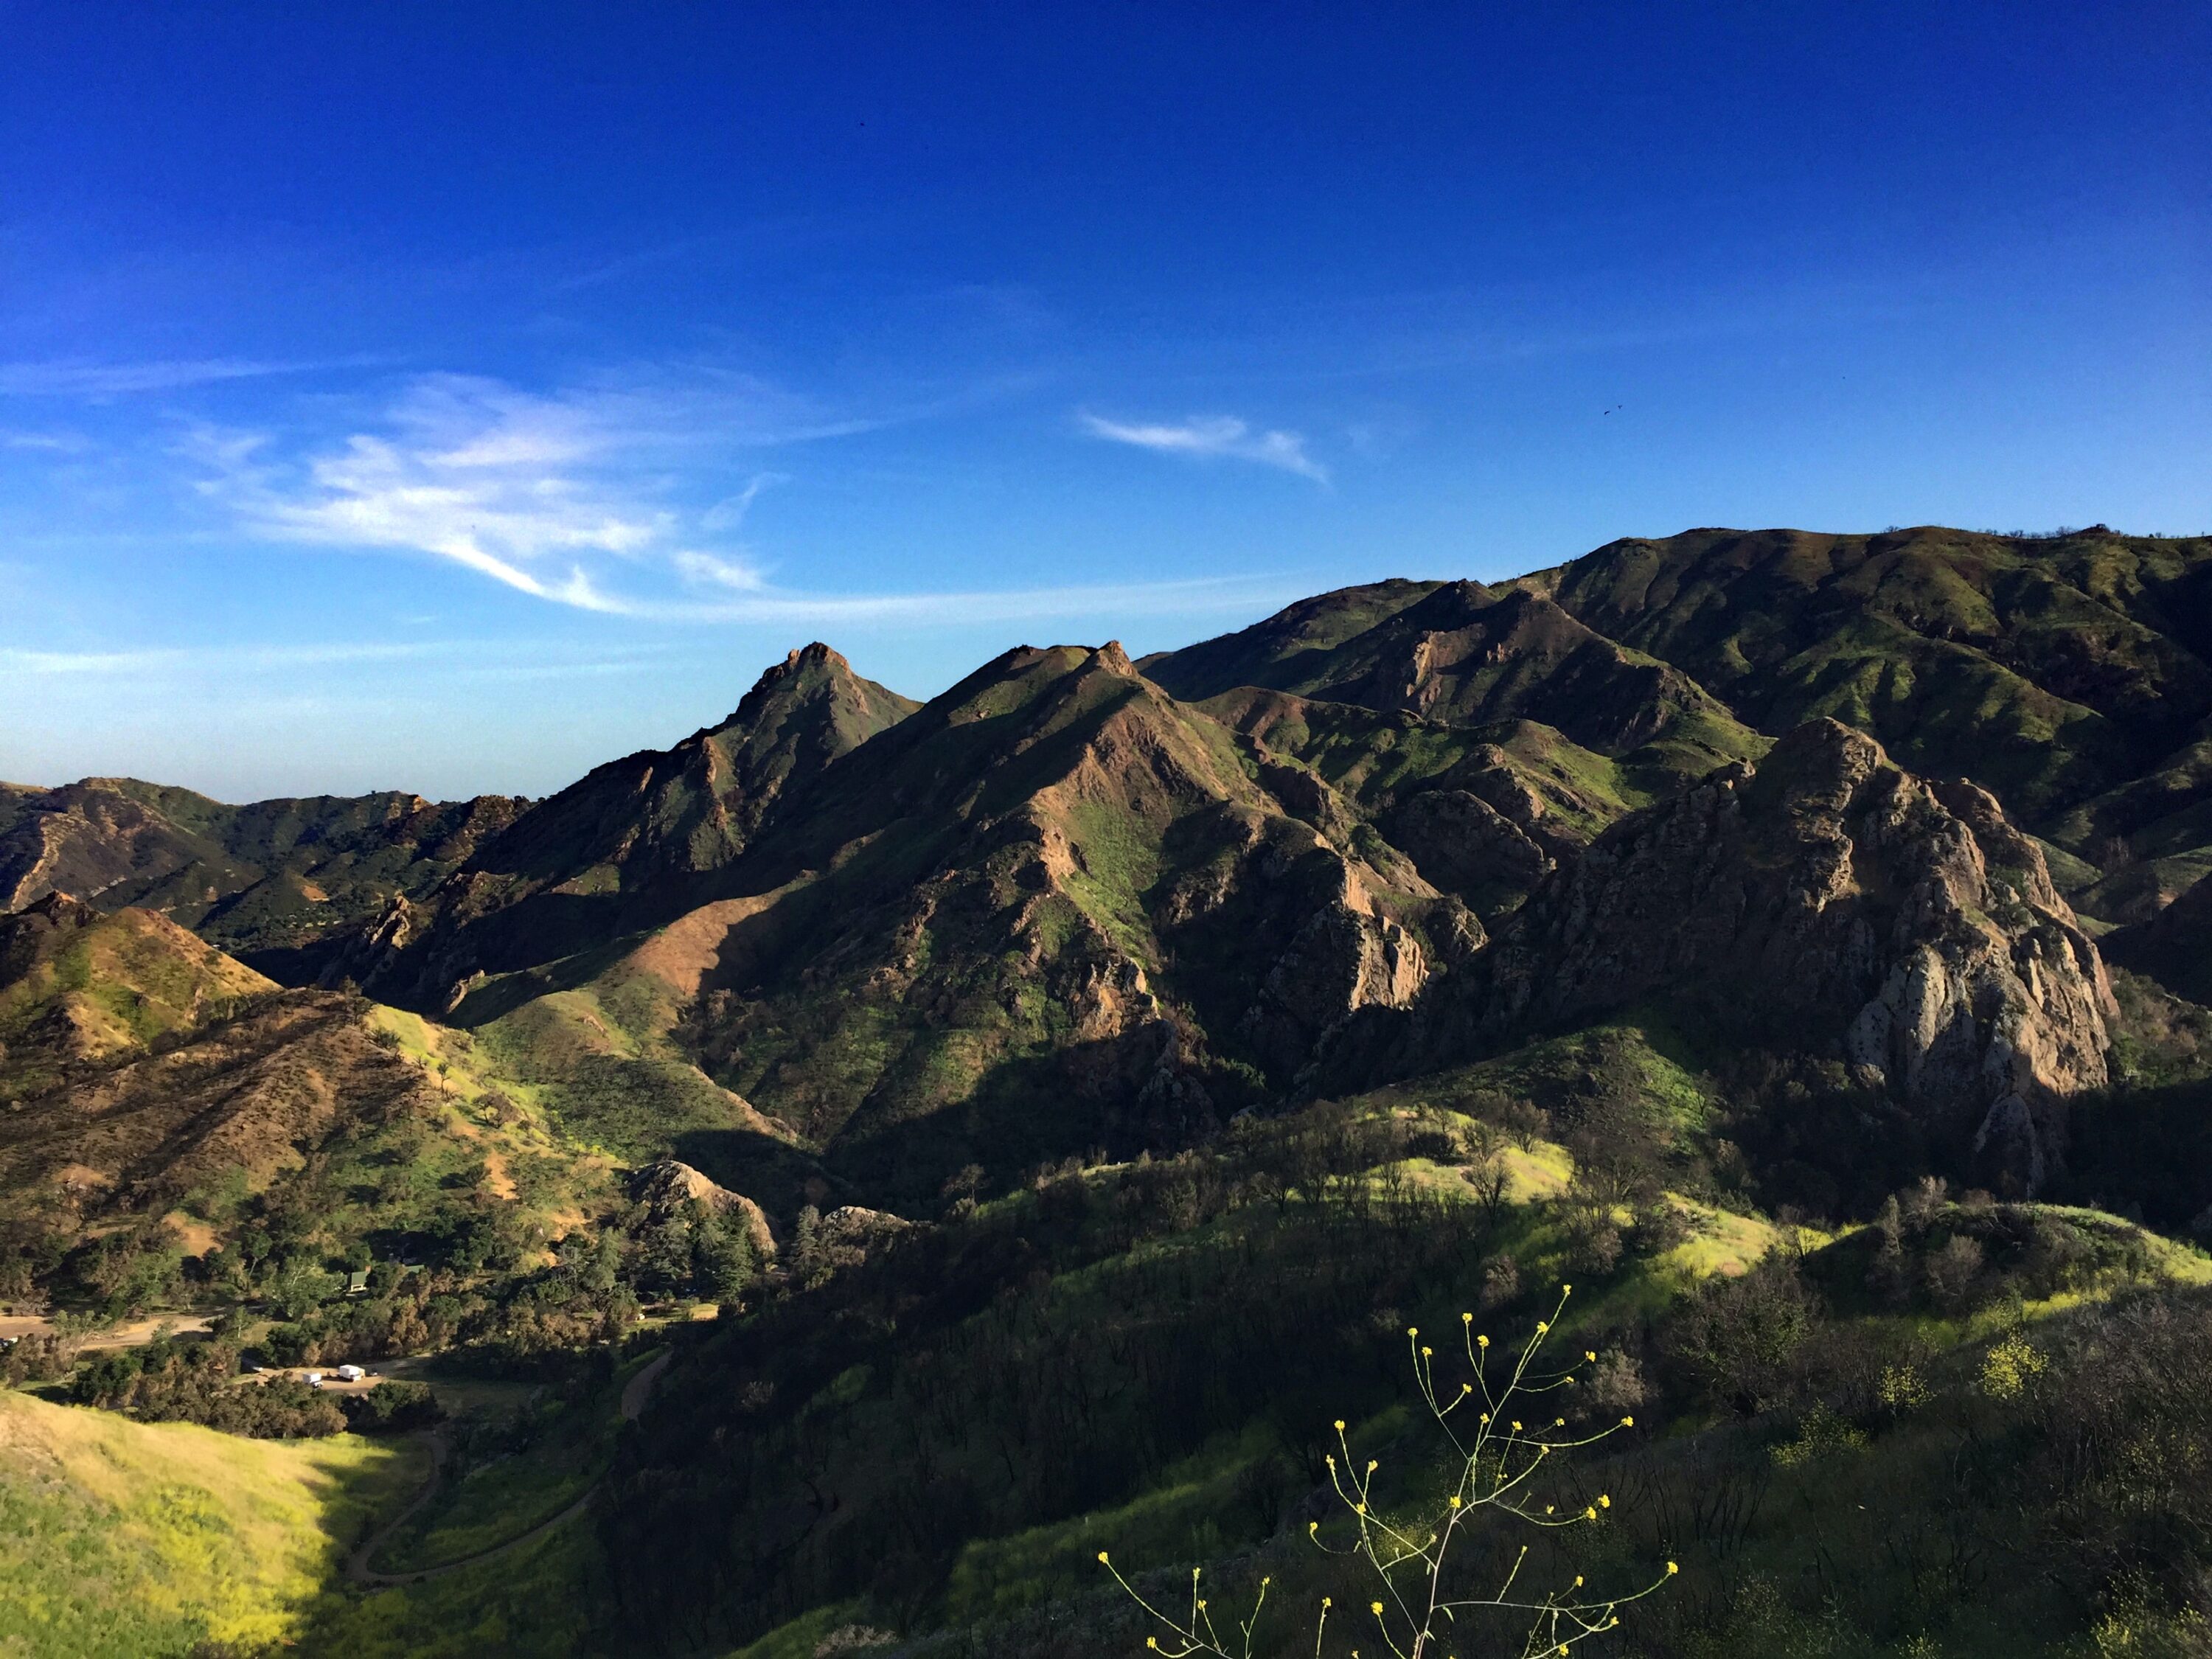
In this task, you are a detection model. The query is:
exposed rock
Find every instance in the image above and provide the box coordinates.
[0,890,102,969]
[1238,854,1430,1078]
[1461,720,2114,1190]
[630,1159,779,1257]
[1383,789,1554,918]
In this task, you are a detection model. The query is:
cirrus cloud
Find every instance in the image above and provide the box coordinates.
[1078,411,1328,483]
[185,371,854,613]
[182,370,1298,627]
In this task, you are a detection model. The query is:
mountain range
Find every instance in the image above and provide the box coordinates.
[10,527,2205,1200]
[9,522,2212,1659]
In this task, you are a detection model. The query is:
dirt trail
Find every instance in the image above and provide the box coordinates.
[0,1313,212,1350]
[343,1349,670,1588]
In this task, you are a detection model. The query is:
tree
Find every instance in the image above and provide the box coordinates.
[268,1256,338,1321]
[1100,1288,1674,1658]
[695,1205,759,1307]
[790,1204,827,1290]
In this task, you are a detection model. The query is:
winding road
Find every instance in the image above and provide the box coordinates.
[344,1349,671,1588]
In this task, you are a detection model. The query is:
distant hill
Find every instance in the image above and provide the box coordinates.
[1147,577,1761,785]
[1534,525,2212,833]
[0,893,275,1101]
[0,778,524,967]
[328,642,917,1012]
[302,529,2204,1211]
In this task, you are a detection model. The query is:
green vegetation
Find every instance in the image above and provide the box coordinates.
[0,1387,420,1658]
[7,528,2212,1655]
[370,1351,647,1572]
[1098,1291,1674,1658]
[312,1523,607,1658]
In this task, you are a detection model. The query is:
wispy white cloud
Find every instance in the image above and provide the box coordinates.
[1079,411,1328,483]
[0,641,446,676]
[187,371,845,613]
[672,549,771,594]
[0,357,375,398]
[187,369,1285,625]
[0,428,93,453]
[701,472,787,532]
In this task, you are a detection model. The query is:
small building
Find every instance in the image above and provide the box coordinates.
[346,1270,372,1295]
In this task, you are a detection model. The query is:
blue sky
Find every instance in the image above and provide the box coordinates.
[1,2,2205,801]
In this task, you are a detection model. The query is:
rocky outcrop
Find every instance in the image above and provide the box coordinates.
[630,1159,779,1257]
[1235,850,1430,1079]
[816,1206,911,1249]
[0,889,102,970]
[1467,720,2114,1189]
[1383,789,1554,918]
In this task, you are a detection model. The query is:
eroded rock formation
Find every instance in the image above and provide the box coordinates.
[1467,720,2113,1189]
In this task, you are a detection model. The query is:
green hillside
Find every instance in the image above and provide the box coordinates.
[6,526,2212,1657]
[0,1387,418,1658]
[1537,525,2212,829]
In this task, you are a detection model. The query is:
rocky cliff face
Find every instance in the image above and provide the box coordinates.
[1465,720,2114,1189]
[1221,839,1430,1080]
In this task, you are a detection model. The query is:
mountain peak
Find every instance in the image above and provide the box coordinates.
[779,640,848,675]
[343,647,922,1007]
[711,641,905,741]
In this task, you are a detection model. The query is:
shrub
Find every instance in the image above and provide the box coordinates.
[1923,1234,1986,1313]
[1666,1257,1820,1413]
[1480,1255,1520,1310]
[1100,1289,1676,1658]
[340,1378,443,1433]
[1980,1332,2049,1402]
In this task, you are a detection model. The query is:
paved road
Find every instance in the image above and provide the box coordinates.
[344,1349,671,1588]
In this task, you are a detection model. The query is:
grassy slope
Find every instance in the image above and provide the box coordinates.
[0,907,275,1098]
[0,1388,421,1658]
[13,1044,2209,1658]
[371,1347,658,1573]
[309,1524,602,1659]
[698,1051,2210,1658]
